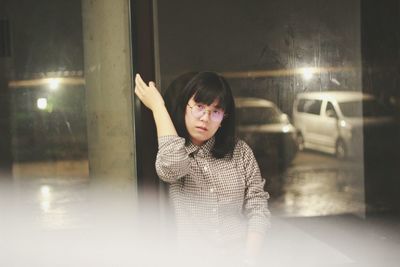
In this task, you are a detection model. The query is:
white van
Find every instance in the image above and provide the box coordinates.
[292,91,395,159]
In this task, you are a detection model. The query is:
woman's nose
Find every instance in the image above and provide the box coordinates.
[200,110,211,122]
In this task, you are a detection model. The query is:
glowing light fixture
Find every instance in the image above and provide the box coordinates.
[282,125,290,133]
[48,78,60,90]
[301,67,315,81]
[37,98,48,110]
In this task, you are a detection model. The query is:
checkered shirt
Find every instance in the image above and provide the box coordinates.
[156,135,270,247]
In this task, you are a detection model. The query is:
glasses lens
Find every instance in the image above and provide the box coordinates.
[211,111,224,122]
[191,105,205,118]
[190,104,224,122]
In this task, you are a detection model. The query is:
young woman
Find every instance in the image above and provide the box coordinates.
[135,72,270,263]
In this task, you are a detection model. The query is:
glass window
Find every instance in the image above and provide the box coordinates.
[297,99,306,112]
[2,1,88,179]
[325,101,337,117]
[236,106,282,125]
[156,0,369,219]
[303,99,322,115]
[1,1,135,250]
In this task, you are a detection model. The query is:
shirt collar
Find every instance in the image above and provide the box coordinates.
[185,137,215,156]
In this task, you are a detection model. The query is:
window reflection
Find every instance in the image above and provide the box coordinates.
[156,0,369,217]
[10,77,87,164]
[1,0,88,179]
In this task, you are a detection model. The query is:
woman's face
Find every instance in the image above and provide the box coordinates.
[185,96,224,146]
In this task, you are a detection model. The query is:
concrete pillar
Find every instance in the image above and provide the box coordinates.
[81,0,136,196]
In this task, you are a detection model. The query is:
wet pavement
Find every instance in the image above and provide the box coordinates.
[263,150,366,217]
[5,151,367,228]
[270,165,365,217]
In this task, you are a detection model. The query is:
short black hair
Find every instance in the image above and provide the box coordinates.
[164,71,199,117]
[171,71,237,158]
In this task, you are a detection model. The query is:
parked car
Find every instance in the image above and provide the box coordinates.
[292,91,398,159]
[235,97,298,169]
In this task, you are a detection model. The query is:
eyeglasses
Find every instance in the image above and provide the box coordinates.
[187,104,226,122]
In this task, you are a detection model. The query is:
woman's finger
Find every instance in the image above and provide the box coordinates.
[136,76,151,97]
[135,74,148,91]
[134,74,164,110]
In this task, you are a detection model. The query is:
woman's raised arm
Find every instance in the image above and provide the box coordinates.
[135,74,190,182]
[134,74,178,137]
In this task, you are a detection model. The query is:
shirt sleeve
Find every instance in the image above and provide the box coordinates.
[240,140,271,236]
[155,135,190,183]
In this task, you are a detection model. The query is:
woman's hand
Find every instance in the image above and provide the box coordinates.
[135,73,178,137]
[134,73,165,111]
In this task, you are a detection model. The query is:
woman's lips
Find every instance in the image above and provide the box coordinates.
[195,126,208,132]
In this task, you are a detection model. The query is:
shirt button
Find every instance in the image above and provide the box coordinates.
[203,166,208,171]
[210,188,215,193]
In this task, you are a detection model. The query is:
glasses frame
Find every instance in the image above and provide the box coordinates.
[187,104,227,122]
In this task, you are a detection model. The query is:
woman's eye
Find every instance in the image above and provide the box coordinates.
[196,104,205,111]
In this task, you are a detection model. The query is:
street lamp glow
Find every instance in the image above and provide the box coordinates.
[48,78,60,90]
[282,125,290,133]
[40,185,51,197]
[37,98,48,110]
[301,67,315,81]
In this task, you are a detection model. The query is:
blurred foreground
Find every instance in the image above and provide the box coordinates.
[1,160,400,266]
